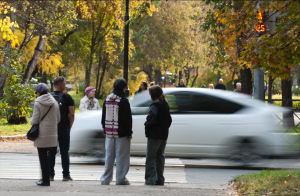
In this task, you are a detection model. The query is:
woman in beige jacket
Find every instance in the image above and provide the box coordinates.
[31,83,60,186]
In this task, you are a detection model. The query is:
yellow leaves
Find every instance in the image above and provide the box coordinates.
[0,13,19,48]
[214,9,220,18]
[38,52,64,75]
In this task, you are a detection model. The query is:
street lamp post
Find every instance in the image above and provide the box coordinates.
[124,0,130,97]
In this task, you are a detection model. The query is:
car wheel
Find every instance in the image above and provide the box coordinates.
[88,133,106,163]
[229,139,261,165]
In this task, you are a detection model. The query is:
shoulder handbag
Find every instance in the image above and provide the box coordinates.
[27,106,52,141]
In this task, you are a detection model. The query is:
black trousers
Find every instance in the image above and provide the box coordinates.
[37,148,50,183]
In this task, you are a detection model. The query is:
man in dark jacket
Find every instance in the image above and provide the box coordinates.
[215,78,226,90]
[100,78,132,186]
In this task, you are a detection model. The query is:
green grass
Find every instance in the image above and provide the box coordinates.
[234,170,300,196]
[0,122,31,136]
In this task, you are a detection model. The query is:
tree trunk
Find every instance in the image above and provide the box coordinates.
[85,46,95,88]
[217,70,221,84]
[0,2,15,97]
[186,67,190,87]
[97,60,107,99]
[240,66,252,94]
[154,70,162,87]
[234,0,252,94]
[22,33,46,85]
[50,80,54,92]
[268,76,274,103]
[179,70,182,81]
[30,66,39,80]
[281,76,294,128]
[231,70,236,89]
[95,55,102,97]
[191,66,199,87]
[40,71,47,84]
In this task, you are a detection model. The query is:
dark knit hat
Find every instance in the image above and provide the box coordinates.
[35,83,49,93]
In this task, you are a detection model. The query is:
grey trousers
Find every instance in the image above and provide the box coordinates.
[100,137,130,185]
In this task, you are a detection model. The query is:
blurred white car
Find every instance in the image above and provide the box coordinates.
[70,88,289,163]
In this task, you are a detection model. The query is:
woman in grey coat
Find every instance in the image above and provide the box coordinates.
[31,83,60,186]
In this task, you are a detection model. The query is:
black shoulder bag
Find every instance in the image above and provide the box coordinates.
[27,106,52,141]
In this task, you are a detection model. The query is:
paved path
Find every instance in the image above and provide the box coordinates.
[0,153,186,183]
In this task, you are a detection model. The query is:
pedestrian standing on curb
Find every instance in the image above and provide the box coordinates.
[31,83,60,186]
[79,86,101,112]
[135,81,148,94]
[215,79,226,90]
[176,79,187,87]
[48,76,75,181]
[100,78,133,185]
[234,82,242,93]
[144,85,172,186]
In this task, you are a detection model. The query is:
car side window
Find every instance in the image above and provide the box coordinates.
[165,92,243,114]
[192,93,243,114]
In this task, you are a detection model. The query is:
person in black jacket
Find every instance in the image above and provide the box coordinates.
[176,79,186,87]
[135,81,147,94]
[144,85,172,186]
[215,78,226,90]
[100,78,133,185]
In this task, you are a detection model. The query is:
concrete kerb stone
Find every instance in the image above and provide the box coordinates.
[0,134,26,140]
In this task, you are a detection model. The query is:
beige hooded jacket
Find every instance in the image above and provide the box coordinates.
[31,93,60,148]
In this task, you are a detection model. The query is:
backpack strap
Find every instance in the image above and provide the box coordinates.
[41,106,52,121]
[57,92,64,99]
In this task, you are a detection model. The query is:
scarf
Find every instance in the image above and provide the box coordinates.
[86,96,95,110]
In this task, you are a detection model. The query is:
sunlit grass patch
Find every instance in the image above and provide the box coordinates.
[234,170,300,196]
[0,122,31,136]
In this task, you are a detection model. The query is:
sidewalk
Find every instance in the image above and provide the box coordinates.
[0,179,228,196]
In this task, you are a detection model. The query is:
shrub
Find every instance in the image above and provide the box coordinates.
[0,49,35,124]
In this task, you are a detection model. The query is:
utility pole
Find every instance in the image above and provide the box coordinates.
[253,3,265,100]
[124,0,130,97]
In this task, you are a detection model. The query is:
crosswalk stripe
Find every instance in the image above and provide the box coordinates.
[0,164,186,183]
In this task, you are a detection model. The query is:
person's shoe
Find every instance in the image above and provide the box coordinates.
[37,181,50,186]
[116,181,130,185]
[49,176,54,181]
[62,176,73,181]
[100,181,110,185]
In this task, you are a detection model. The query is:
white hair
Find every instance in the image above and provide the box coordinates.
[219,78,223,82]
[236,82,241,86]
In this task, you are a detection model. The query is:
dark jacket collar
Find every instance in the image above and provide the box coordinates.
[112,89,125,97]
